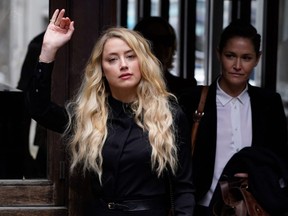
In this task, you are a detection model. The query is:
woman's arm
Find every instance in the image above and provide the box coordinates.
[27,62,68,133]
[172,105,196,215]
[26,9,75,133]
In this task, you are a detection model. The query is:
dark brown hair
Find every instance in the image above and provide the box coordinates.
[218,19,261,56]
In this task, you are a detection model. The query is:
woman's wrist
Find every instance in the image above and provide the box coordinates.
[39,44,57,63]
[39,55,54,63]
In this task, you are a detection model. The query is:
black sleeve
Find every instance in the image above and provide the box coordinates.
[26,62,68,134]
[172,104,196,216]
[17,32,44,91]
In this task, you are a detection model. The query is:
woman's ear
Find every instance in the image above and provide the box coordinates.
[255,51,262,66]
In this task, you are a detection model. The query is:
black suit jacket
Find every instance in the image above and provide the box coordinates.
[179,79,288,201]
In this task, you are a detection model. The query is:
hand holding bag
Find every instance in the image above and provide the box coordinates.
[213,177,270,216]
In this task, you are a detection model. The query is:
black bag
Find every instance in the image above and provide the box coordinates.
[209,147,288,215]
[212,177,269,216]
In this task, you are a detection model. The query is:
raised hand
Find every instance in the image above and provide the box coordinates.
[40,9,75,63]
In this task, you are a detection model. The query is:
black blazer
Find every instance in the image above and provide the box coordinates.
[179,80,288,201]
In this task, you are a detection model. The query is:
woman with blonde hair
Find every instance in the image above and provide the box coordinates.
[28,9,195,216]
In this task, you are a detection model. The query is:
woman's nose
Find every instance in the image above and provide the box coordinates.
[120,57,128,70]
[233,58,241,70]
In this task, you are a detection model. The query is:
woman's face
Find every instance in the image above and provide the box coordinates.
[102,37,142,102]
[218,36,260,96]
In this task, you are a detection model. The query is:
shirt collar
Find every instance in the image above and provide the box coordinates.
[216,79,249,106]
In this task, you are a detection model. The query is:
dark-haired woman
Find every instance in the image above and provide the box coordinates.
[180,19,288,215]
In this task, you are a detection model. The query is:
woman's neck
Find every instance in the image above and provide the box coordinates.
[218,79,247,97]
[111,91,136,103]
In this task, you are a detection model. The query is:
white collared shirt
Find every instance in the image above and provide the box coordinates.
[198,81,252,207]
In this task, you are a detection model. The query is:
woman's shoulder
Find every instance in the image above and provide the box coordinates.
[177,85,208,113]
[168,97,189,123]
[248,84,283,101]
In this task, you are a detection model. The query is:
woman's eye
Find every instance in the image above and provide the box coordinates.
[126,54,136,59]
[242,56,252,61]
[108,57,118,63]
[225,54,235,59]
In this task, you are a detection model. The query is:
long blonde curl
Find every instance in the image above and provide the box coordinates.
[65,27,178,182]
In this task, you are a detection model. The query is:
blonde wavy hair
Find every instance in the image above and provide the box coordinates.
[65,27,178,182]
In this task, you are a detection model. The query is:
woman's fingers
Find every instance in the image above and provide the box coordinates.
[66,21,75,38]
[49,9,66,27]
[48,9,73,33]
[54,9,65,26]
[59,17,71,29]
[49,9,60,24]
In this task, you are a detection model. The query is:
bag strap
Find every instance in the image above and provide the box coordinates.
[219,179,248,216]
[191,86,209,155]
[218,178,270,216]
[239,179,270,216]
